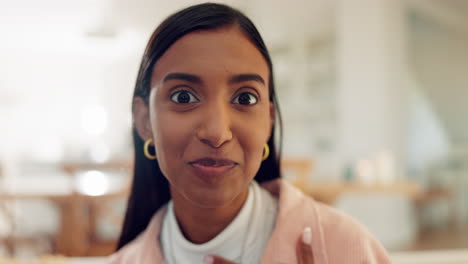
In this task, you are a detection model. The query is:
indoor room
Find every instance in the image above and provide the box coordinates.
[1,0,467,263]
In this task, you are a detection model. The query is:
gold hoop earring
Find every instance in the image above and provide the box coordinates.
[262,144,270,161]
[144,138,157,160]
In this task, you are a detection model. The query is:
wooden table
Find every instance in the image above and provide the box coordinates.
[0,190,127,257]
[294,181,424,204]
[0,160,133,256]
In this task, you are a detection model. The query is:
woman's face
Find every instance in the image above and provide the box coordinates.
[135,26,273,208]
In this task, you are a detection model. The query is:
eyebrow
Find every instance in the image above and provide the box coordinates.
[162,72,265,86]
[229,74,265,85]
[163,73,202,84]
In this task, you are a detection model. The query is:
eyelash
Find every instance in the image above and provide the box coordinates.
[170,90,199,104]
[169,90,259,106]
[232,92,258,105]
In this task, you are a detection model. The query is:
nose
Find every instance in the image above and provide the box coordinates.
[196,102,233,148]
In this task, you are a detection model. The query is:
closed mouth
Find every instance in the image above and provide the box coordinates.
[188,158,238,180]
[189,158,238,167]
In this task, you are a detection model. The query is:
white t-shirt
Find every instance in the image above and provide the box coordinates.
[160,180,278,264]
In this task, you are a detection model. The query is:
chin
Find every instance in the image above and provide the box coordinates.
[184,187,241,209]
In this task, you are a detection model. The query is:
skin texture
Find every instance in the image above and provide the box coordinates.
[133,26,274,244]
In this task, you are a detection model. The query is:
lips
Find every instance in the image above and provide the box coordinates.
[188,158,238,182]
[190,158,237,167]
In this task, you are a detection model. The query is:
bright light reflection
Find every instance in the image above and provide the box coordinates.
[376,151,395,185]
[76,170,109,196]
[356,159,375,185]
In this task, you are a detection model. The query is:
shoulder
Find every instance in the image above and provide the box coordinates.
[106,205,168,264]
[106,235,145,264]
[264,180,391,263]
[313,201,391,264]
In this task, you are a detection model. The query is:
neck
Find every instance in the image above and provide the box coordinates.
[170,187,249,244]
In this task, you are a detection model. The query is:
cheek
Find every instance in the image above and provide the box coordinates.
[151,111,193,176]
[234,111,271,170]
[240,136,264,178]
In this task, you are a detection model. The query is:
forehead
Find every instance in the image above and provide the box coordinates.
[151,26,270,86]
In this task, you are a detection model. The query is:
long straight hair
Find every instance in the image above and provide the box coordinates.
[117,3,283,250]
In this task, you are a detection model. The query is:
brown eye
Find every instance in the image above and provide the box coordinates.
[233,92,258,105]
[170,90,198,104]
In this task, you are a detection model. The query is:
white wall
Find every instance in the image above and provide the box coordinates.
[0,42,139,162]
[406,78,451,178]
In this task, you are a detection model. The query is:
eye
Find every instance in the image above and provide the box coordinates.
[170,90,199,104]
[233,92,258,105]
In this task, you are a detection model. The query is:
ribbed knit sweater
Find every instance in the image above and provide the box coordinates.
[108,179,391,264]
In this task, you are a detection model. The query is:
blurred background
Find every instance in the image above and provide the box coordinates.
[0,0,467,263]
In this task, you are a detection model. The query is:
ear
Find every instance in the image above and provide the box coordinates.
[133,97,153,143]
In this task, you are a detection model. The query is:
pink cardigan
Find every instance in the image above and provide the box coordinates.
[108,179,391,263]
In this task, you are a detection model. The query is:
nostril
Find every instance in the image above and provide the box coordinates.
[200,138,226,148]
[200,139,215,148]
[196,128,233,148]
